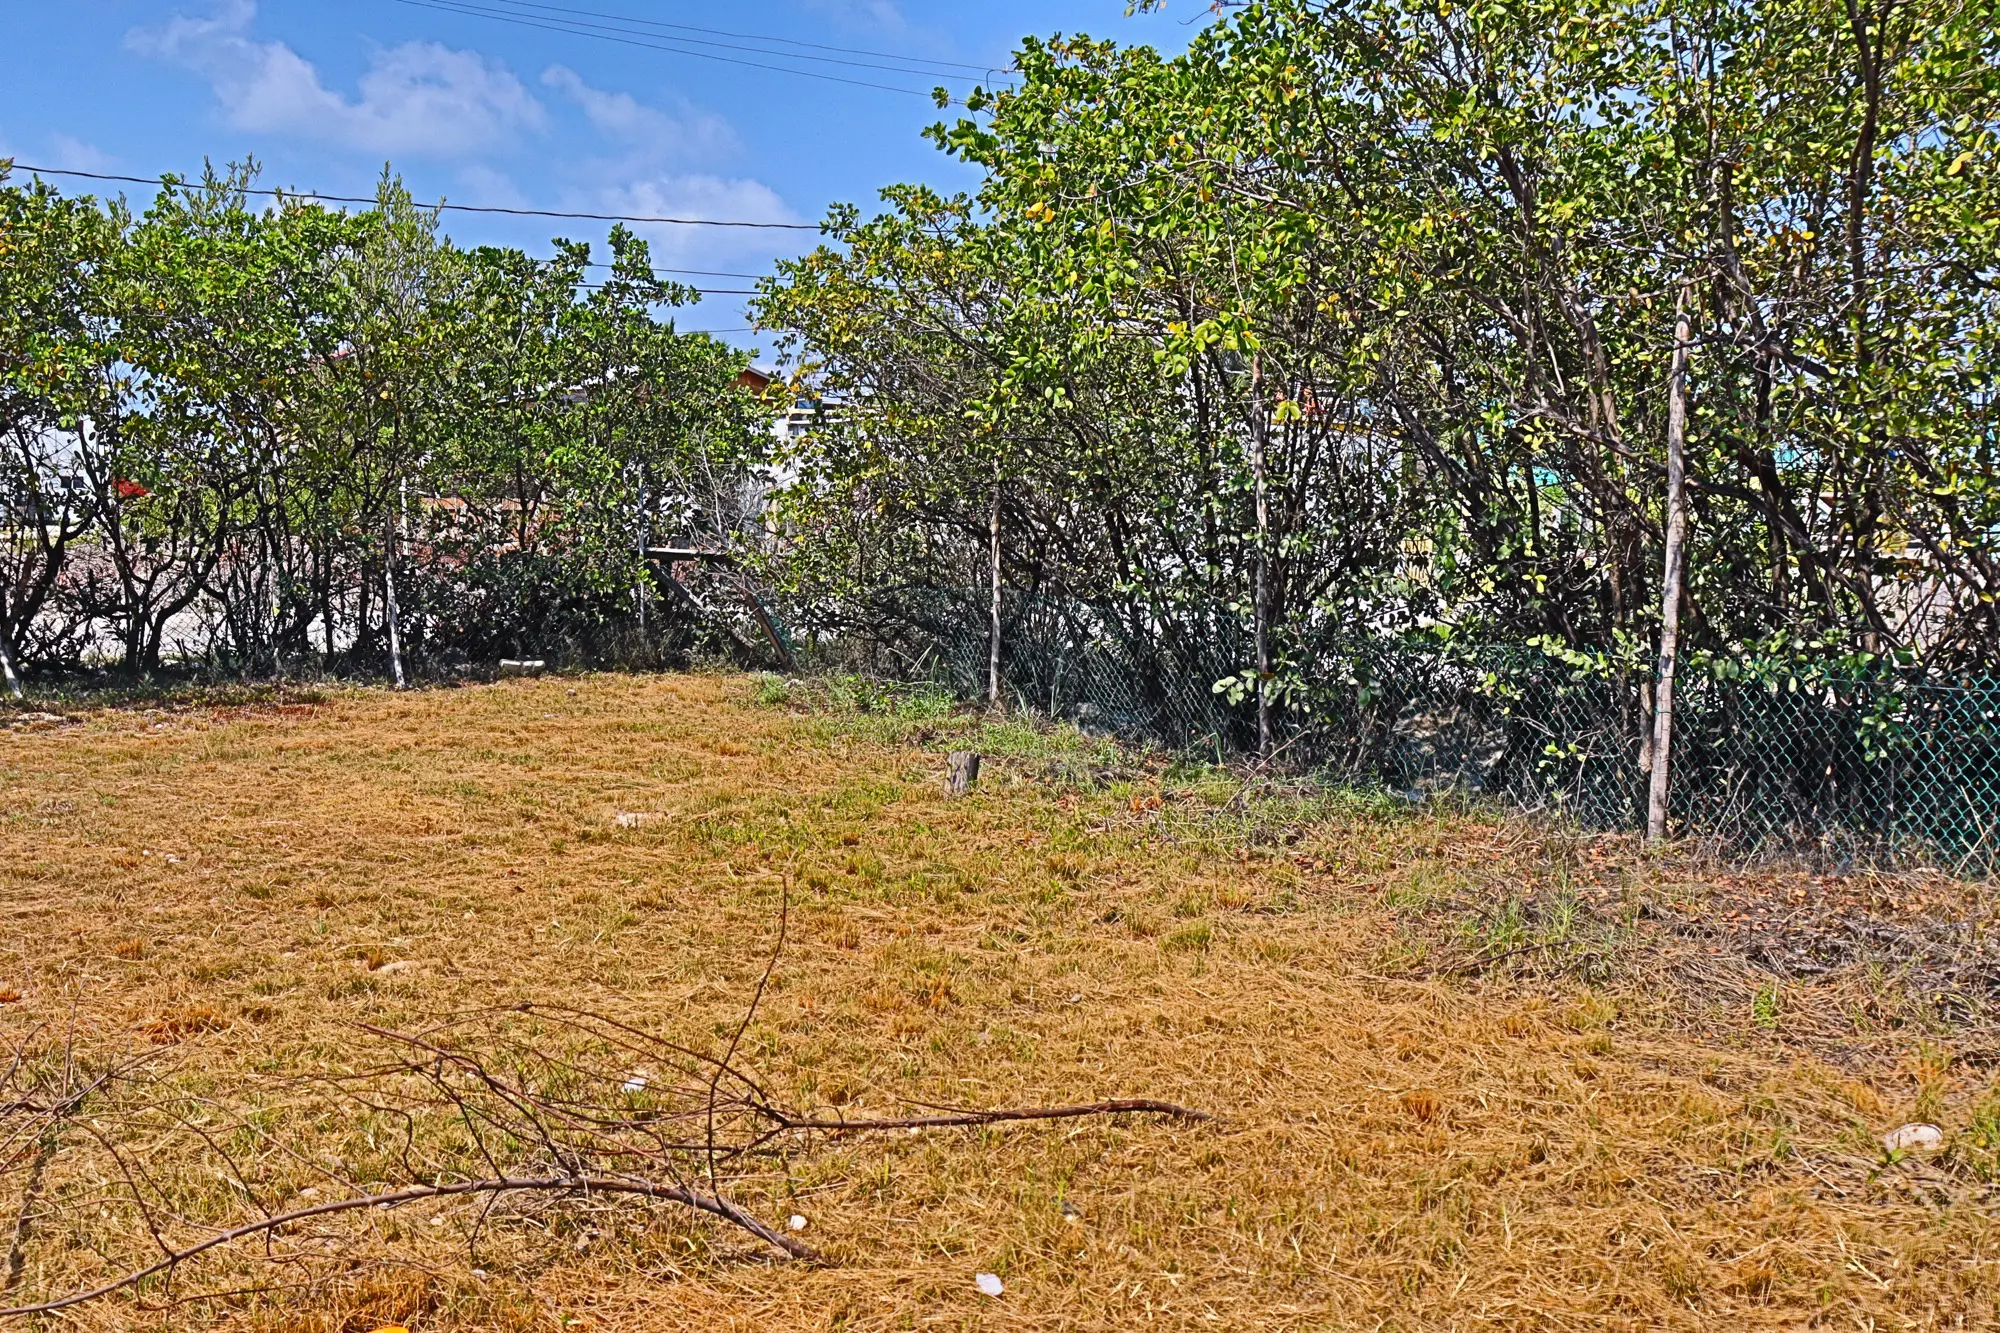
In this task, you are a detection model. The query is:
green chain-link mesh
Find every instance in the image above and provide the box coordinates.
[797,592,2000,874]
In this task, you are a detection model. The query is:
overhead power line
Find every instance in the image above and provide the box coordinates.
[577,284,758,294]
[390,0,978,101]
[462,0,998,74]
[412,0,994,81]
[581,261,770,280]
[3,163,821,230]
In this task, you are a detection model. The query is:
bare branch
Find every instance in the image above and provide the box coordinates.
[0,1174,815,1318]
[769,1098,1214,1132]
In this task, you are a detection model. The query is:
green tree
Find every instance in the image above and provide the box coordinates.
[0,166,119,690]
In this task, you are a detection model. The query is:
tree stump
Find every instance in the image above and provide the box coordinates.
[946,751,982,797]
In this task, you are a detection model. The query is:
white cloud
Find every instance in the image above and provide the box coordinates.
[572,173,805,270]
[450,163,532,211]
[47,134,115,173]
[541,67,736,165]
[0,131,113,176]
[129,1,543,157]
[604,173,797,238]
[530,71,785,269]
[603,174,799,227]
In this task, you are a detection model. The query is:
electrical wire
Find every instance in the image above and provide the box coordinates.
[406,0,992,82]
[2,163,821,229]
[390,0,972,100]
[581,262,768,279]
[7,165,794,284]
[460,0,998,74]
[576,284,758,294]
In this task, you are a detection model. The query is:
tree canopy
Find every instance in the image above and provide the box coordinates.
[0,161,771,679]
[755,0,2000,708]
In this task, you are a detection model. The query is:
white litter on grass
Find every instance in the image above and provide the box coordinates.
[1883,1122,1945,1153]
[975,1273,1005,1298]
[788,1214,809,1232]
[622,1073,648,1094]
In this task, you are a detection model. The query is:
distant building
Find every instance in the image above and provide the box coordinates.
[736,365,825,450]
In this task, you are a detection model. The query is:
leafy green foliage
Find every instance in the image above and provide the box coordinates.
[757,0,2000,710]
[0,159,770,677]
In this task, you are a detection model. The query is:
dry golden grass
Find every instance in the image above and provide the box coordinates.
[1,672,1998,1330]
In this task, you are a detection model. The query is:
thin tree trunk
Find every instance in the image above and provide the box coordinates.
[322,577,336,666]
[1250,359,1272,760]
[356,576,373,664]
[635,473,650,641]
[987,475,1002,709]
[384,511,407,690]
[1648,285,1695,843]
[0,602,23,701]
[1637,679,1655,775]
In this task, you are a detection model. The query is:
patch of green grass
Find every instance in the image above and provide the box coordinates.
[817,674,957,721]
[1383,863,1464,912]
[1753,983,1783,1030]
[1539,891,1580,946]
[1470,897,1530,953]
[769,673,974,747]
[1962,1090,2000,1181]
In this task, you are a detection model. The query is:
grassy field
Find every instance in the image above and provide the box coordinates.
[1,671,1997,1331]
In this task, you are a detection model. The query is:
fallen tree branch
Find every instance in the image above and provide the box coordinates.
[1,1137,53,1295]
[0,1173,814,1318]
[0,897,1211,1320]
[770,1099,1213,1132]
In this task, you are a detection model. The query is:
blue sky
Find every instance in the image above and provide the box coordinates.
[0,1,1206,353]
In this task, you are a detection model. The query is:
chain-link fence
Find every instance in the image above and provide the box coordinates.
[798,591,2000,874]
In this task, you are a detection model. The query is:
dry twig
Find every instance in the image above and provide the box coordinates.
[0,915,1209,1320]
